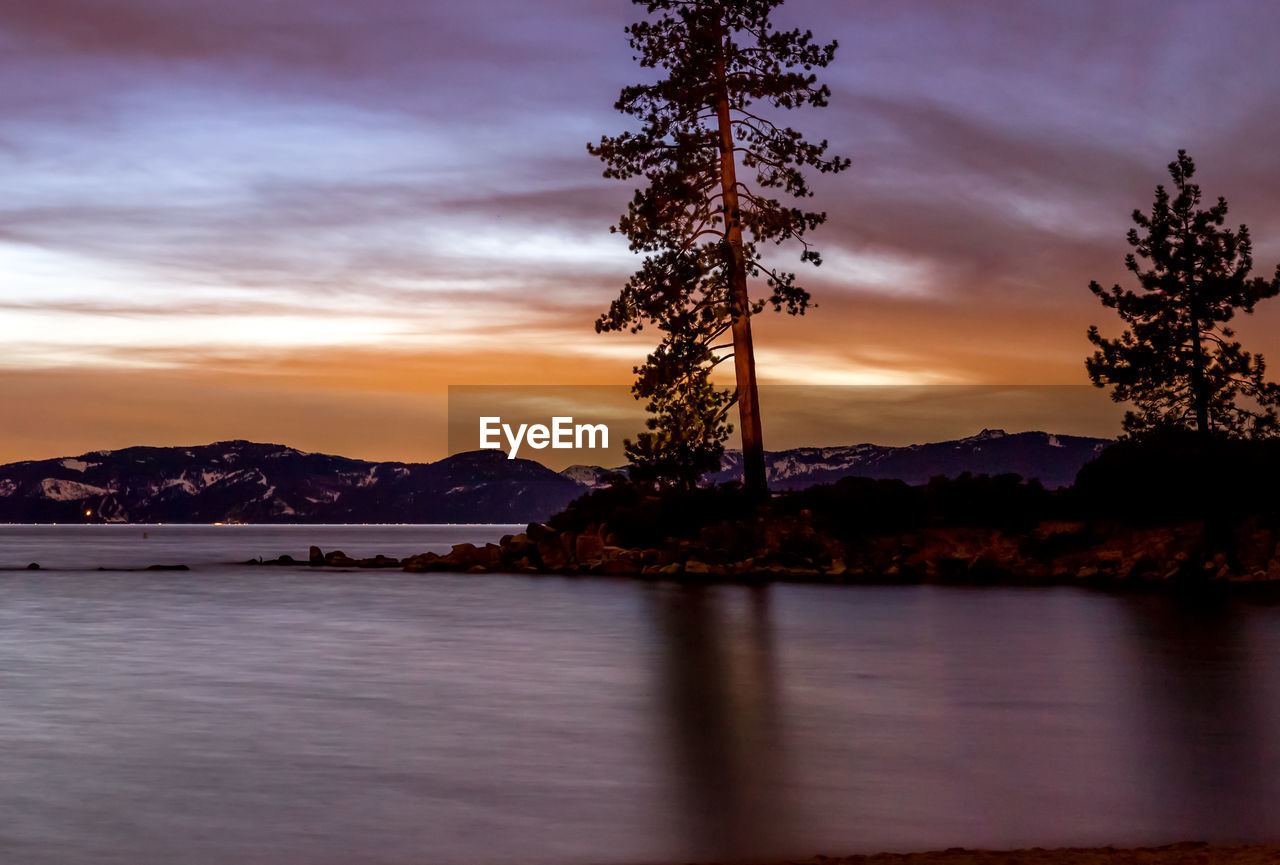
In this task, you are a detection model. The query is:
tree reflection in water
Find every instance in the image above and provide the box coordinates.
[1120,591,1279,840]
[647,583,797,862]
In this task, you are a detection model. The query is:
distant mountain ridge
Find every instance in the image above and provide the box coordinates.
[0,441,582,524]
[718,429,1109,491]
[0,430,1110,524]
[567,429,1110,492]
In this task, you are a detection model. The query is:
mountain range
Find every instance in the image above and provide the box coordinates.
[0,430,1110,524]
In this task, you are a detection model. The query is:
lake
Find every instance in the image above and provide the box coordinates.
[1,524,1278,864]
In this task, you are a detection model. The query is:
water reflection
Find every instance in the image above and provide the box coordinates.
[1119,592,1280,840]
[6,526,1280,865]
[647,584,794,862]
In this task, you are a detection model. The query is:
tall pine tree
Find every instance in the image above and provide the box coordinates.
[1087,151,1280,443]
[590,0,848,495]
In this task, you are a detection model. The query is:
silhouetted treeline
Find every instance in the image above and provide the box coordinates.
[551,431,1280,547]
[1071,430,1280,523]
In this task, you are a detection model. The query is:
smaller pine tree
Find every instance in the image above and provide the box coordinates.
[1086,150,1280,442]
[624,329,734,491]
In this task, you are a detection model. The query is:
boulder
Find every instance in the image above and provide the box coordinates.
[475,543,503,569]
[526,523,559,544]
[598,555,642,576]
[499,533,534,566]
[575,532,605,565]
[538,541,568,571]
[308,545,323,565]
[444,543,479,569]
[402,552,443,573]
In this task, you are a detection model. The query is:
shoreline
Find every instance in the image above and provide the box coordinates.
[740,843,1280,864]
[256,516,1280,590]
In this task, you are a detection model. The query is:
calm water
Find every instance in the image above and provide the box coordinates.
[1,525,1279,864]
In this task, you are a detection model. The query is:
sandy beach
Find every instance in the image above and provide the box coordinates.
[764,844,1280,865]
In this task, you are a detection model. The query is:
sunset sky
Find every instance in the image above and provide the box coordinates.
[3,0,1280,464]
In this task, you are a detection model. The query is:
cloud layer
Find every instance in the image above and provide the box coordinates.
[2,0,1280,459]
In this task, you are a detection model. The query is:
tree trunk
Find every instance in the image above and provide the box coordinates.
[1190,314,1212,447]
[713,19,767,498]
[1185,231,1212,448]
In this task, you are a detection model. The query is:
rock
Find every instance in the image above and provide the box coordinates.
[480,543,503,569]
[598,556,641,576]
[782,567,821,579]
[308,545,323,565]
[537,538,568,571]
[1119,554,1157,579]
[684,559,710,575]
[402,552,442,573]
[357,555,401,568]
[466,565,488,574]
[145,564,190,571]
[1075,565,1099,579]
[445,543,479,569]
[575,532,605,565]
[25,562,39,570]
[526,523,558,544]
[499,533,534,566]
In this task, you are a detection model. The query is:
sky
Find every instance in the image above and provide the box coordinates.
[2,0,1280,463]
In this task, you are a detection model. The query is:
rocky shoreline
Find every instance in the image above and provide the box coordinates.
[255,515,1280,586]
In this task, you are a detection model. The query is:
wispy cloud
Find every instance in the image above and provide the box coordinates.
[2,0,1280,457]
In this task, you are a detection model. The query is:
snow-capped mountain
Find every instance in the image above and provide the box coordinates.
[0,430,1110,524]
[568,430,1111,491]
[558,464,623,488]
[0,441,587,524]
